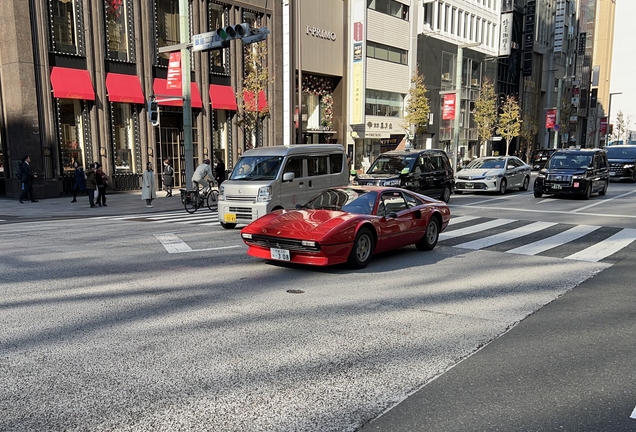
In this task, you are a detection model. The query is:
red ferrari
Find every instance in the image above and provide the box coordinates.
[240,186,451,268]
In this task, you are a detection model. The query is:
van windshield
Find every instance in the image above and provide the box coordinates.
[368,155,417,174]
[230,156,283,181]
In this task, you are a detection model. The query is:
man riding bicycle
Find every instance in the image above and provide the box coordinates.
[192,159,215,191]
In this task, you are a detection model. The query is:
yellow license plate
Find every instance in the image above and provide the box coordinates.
[224,213,237,223]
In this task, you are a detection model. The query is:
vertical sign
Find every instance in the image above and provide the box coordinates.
[599,117,608,135]
[499,13,513,56]
[442,94,456,120]
[590,88,598,108]
[523,0,536,77]
[501,0,513,13]
[546,109,557,129]
[554,0,565,53]
[578,32,587,55]
[167,52,182,89]
[350,0,365,125]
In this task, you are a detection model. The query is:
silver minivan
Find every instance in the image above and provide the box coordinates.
[218,144,350,228]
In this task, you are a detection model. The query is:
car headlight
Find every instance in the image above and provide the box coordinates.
[241,233,252,239]
[485,174,502,180]
[624,164,635,169]
[572,175,585,180]
[301,240,316,247]
[381,179,401,186]
[219,185,225,201]
[257,186,272,202]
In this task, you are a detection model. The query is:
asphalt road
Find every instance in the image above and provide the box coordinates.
[1,181,635,431]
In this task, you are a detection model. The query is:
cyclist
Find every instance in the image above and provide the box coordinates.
[192,159,215,191]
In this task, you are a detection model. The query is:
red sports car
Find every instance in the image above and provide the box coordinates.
[240,186,451,268]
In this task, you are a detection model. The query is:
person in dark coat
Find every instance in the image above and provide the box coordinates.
[162,159,174,197]
[85,163,98,208]
[95,163,108,207]
[19,155,38,203]
[215,159,226,186]
[71,164,86,203]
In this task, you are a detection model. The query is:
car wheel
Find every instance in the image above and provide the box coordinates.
[583,184,592,200]
[348,227,374,269]
[416,217,439,251]
[534,190,543,198]
[498,178,507,195]
[520,176,530,191]
[599,180,608,196]
[220,222,237,229]
[440,185,451,202]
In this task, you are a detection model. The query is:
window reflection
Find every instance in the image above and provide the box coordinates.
[51,0,79,54]
[209,3,227,74]
[156,0,180,64]
[59,99,85,173]
[105,0,130,61]
[112,103,136,173]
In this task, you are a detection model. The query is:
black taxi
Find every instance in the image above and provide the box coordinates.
[533,148,609,199]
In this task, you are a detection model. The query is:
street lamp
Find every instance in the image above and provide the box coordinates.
[452,42,481,173]
[606,92,622,145]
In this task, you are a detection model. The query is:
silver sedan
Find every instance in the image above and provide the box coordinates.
[455,156,531,195]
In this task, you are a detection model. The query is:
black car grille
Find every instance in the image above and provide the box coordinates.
[357,180,381,186]
[246,235,321,252]
[546,174,572,184]
[610,167,626,176]
[228,206,255,220]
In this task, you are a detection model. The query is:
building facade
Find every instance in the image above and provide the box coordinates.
[0,0,282,198]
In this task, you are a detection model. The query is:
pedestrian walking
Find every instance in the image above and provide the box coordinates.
[95,163,108,207]
[162,159,174,197]
[215,158,226,186]
[19,155,38,203]
[71,164,86,202]
[85,163,98,208]
[142,161,156,208]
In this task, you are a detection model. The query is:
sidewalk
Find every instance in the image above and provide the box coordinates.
[0,190,186,219]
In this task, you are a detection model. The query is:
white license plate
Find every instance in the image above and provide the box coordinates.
[551,184,562,190]
[270,248,290,261]
[609,172,616,176]
[465,183,474,188]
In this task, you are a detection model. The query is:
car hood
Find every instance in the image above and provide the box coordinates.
[246,209,358,240]
[456,168,503,178]
[608,158,635,164]
[356,173,399,180]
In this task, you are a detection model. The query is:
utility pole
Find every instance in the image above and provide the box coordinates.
[452,42,480,172]
[180,0,194,187]
[552,77,563,149]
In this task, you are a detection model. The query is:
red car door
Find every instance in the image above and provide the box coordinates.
[375,192,413,251]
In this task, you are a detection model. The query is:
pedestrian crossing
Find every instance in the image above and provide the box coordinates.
[95,211,636,263]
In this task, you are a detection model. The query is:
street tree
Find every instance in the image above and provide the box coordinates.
[404,68,430,146]
[610,110,632,144]
[473,78,497,157]
[236,38,270,149]
[520,94,539,159]
[496,95,522,156]
[558,98,573,148]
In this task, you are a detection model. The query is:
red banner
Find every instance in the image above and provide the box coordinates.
[599,117,608,135]
[442,94,456,120]
[166,52,182,90]
[546,109,557,129]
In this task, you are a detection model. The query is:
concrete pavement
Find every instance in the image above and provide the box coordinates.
[0,189,186,220]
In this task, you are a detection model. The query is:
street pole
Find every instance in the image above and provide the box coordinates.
[606,92,622,146]
[452,43,480,172]
[180,0,193,187]
[552,77,562,149]
[296,0,303,144]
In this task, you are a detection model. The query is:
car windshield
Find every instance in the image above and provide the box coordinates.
[606,147,636,159]
[301,188,378,215]
[229,156,283,181]
[466,158,506,169]
[546,154,593,169]
[367,155,417,174]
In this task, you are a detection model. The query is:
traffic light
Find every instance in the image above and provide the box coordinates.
[217,24,248,42]
[148,97,159,127]
[241,26,271,44]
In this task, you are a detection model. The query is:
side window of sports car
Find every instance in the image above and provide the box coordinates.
[380,192,407,215]
[284,156,304,178]
[404,193,420,208]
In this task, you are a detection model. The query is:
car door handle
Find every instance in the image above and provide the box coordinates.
[309,180,313,187]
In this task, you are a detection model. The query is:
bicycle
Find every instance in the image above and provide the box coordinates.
[181,180,219,214]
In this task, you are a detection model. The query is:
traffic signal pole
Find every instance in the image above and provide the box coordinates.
[180,0,194,188]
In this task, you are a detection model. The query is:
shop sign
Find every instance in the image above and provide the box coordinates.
[546,109,557,129]
[167,52,181,90]
[442,94,456,120]
[306,26,336,41]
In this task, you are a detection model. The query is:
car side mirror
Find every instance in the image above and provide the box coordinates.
[295,203,303,209]
[507,165,514,170]
[282,172,294,182]
[388,211,398,218]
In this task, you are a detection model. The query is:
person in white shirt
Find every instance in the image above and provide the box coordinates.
[191,159,215,190]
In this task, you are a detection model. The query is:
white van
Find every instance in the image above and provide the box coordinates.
[218,144,349,229]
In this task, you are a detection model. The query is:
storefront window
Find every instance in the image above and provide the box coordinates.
[305,93,320,130]
[365,90,403,117]
[209,2,228,74]
[50,0,80,54]
[105,0,131,61]
[156,0,180,64]
[112,103,136,173]
[59,99,85,173]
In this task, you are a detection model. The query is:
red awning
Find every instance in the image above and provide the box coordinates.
[105,73,145,104]
[209,84,237,110]
[50,67,95,100]
[152,78,203,108]
[243,90,268,112]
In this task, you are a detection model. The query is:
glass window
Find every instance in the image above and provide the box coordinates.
[307,155,328,176]
[105,0,131,61]
[306,93,320,130]
[209,3,227,74]
[387,49,401,63]
[380,192,407,215]
[329,154,343,174]
[59,99,85,174]
[283,156,304,178]
[51,0,79,54]
[156,0,180,64]
[112,103,137,173]
[365,89,404,117]
[367,0,408,21]
[441,52,454,83]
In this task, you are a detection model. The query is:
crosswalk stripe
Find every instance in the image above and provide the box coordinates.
[507,225,601,256]
[439,219,517,241]
[448,215,480,225]
[564,228,636,262]
[454,221,558,250]
[149,213,216,222]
